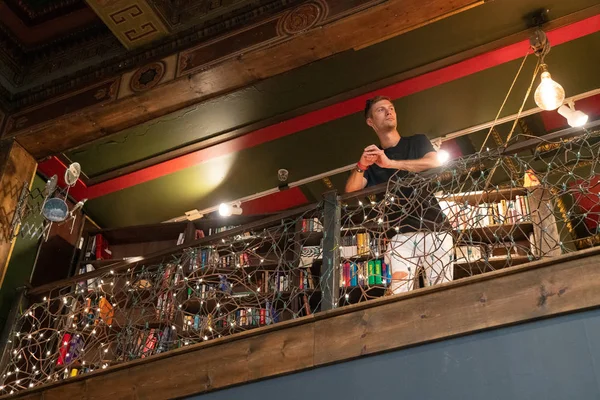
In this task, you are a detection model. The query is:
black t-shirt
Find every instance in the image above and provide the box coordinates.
[365,134,435,187]
[364,134,447,232]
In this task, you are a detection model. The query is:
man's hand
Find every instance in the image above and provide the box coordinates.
[374,151,392,168]
[359,145,381,167]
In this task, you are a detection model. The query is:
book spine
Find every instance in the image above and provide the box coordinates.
[368,260,375,285]
[375,260,382,285]
[350,262,358,287]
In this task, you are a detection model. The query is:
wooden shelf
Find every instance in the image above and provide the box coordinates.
[453,255,533,279]
[340,255,383,263]
[455,222,533,242]
[438,187,529,204]
[339,284,387,305]
[89,221,189,244]
[79,258,133,267]
[300,231,323,246]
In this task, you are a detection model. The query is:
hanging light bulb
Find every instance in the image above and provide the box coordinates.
[534,64,565,111]
[557,101,588,128]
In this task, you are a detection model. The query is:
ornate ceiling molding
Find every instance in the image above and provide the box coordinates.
[3,0,88,26]
[85,0,170,49]
[0,0,302,108]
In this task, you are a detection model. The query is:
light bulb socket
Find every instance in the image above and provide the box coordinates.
[558,103,588,128]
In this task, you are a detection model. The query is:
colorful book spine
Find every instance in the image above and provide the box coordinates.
[368,260,375,285]
[375,260,382,284]
[56,333,72,366]
[350,262,358,287]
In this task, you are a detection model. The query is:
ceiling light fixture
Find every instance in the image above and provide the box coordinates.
[530,28,565,111]
[218,202,242,217]
[557,101,589,128]
[534,64,565,111]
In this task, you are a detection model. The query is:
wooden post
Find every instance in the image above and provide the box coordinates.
[0,140,37,289]
[321,190,340,311]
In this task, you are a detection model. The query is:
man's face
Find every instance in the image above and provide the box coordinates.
[367,100,397,132]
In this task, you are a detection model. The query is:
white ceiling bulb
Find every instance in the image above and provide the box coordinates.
[557,101,589,128]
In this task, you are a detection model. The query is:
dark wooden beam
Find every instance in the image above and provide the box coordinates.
[9,246,600,400]
[9,0,482,160]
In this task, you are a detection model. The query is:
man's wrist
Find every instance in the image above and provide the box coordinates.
[356,162,368,173]
[388,159,403,170]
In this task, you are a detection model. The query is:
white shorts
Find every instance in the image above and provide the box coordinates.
[386,231,454,294]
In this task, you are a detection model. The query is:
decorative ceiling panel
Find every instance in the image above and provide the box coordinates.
[85,0,170,49]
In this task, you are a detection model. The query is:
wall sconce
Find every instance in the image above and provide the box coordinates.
[219,202,242,217]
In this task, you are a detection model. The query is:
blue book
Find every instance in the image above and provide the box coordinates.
[350,263,358,286]
[385,262,392,286]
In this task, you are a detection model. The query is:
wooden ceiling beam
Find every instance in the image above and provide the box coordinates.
[5,0,483,160]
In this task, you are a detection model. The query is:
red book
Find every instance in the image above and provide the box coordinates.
[95,234,111,260]
[56,333,72,366]
[343,262,351,287]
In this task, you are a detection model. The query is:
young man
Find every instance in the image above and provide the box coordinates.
[345,95,454,294]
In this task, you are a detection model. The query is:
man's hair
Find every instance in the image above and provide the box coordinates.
[364,95,392,119]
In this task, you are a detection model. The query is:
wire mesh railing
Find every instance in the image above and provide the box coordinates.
[337,124,600,299]
[2,124,600,395]
[0,204,327,394]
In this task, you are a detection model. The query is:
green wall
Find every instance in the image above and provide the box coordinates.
[0,175,44,328]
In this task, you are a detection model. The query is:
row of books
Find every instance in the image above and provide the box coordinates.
[340,232,385,256]
[188,248,252,271]
[83,233,112,261]
[182,304,279,330]
[127,326,178,359]
[252,269,316,292]
[301,217,323,232]
[185,279,231,300]
[56,332,84,366]
[439,196,531,230]
[76,264,99,293]
[455,236,535,263]
[340,259,392,287]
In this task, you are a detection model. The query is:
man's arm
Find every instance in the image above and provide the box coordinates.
[378,151,439,172]
[345,169,367,193]
[345,145,380,193]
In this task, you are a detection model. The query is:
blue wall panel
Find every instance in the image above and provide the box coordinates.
[186,309,600,400]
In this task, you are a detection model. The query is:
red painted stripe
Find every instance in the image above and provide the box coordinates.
[40,14,600,200]
[241,187,309,215]
[38,157,88,200]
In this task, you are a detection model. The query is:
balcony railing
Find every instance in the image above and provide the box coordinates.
[1,122,600,396]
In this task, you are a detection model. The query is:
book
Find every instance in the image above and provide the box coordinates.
[99,297,114,325]
[375,260,382,284]
[368,260,375,285]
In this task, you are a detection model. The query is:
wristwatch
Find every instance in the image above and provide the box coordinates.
[356,163,366,173]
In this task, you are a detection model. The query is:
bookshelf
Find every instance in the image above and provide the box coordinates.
[438,187,561,279]
[61,211,325,368]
